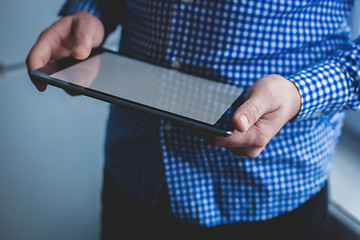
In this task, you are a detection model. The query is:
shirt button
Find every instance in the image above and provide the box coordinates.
[171,59,181,69]
[164,122,172,131]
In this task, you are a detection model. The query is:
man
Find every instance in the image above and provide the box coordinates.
[26,1,360,239]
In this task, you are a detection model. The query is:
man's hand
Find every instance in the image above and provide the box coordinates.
[196,74,301,158]
[26,11,105,91]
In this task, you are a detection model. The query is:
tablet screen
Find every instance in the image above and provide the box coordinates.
[51,52,243,125]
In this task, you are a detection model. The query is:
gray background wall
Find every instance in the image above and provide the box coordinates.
[0,1,359,240]
[0,1,107,239]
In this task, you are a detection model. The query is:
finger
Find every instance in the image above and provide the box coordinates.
[232,92,270,132]
[26,52,48,91]
[227,147,263,158]
[190,124,270,157]
[26,32,55,91]
[187,126,234,147]
[26,16,75,73]
[64,89,81,96]
[72,32,93,60]
[71,15,104,60]
[198,129,260,149]
[195,129,266,157]
[26,31,54,72]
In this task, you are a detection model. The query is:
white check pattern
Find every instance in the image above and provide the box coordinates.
[60,0,360,226]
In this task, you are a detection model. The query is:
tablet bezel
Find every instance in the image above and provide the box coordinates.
[30,48,245,137]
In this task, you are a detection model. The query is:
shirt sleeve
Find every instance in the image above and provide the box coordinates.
[59,0,125,36]
[286,36,360,121]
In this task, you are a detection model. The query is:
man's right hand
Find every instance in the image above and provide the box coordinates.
[26,11,105,91]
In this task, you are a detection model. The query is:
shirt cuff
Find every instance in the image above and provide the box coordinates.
[286,60,350,121]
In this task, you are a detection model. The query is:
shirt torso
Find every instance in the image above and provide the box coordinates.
[105,0,351,226]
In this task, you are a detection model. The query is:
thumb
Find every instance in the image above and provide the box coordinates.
[232,93,269,132]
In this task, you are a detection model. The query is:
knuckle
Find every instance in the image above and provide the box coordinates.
[246,101,261,122]
[39,28,51,39]
[62,15,72,22]
[86,16,98,27]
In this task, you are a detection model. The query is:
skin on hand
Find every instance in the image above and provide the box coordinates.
[195,74,301,158]
[26,11,105,91]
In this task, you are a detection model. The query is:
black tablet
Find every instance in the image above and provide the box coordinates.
[30,48,245,137]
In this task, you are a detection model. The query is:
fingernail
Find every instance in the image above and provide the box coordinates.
[238,114,248,131]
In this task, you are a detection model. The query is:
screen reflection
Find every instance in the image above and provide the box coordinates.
[51,52,244,125]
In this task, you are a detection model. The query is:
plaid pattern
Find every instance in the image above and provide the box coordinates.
[61,0,360,226]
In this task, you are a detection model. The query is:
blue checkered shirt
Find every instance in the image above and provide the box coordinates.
[60,0,360,226]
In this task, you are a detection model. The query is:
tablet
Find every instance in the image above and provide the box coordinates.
[30,48,245,136]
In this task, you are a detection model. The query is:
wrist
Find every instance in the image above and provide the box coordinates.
[279,75,301,120]
[262,74,301,121]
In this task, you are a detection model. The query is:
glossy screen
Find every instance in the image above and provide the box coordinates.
[51,52,243,125]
